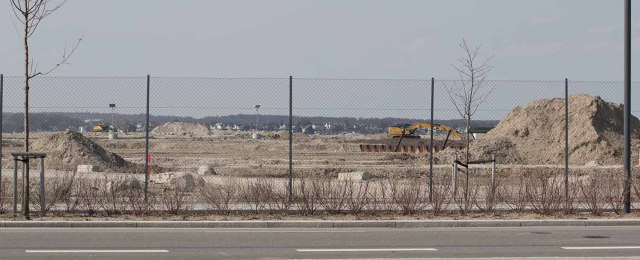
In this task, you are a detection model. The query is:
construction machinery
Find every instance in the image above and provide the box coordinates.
[359,122,464,153]
[92,123,114,132]
[468,127,493,140]
[388,122,463,140]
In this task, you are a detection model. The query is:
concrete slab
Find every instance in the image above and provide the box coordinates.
[338,171,371,181]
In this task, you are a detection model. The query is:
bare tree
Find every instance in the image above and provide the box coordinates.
[445,39,494,161]
[10,0,82,154]
[444,39,493,205]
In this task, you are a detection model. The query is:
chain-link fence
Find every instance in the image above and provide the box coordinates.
[0,75,639,216]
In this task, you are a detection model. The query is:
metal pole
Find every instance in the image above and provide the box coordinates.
[39,157,44,217]
[13,158,17,216]
[623,0,632,213]
[429,77,434,203]
[565,78,569,209]
[453,154,458,197]
[491,154,496,192]
[144,75,150,202]
[288,76,293,202]
[111,108,114,129]
[23,158,29,219]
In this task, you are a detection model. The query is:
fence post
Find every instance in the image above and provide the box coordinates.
[144,75,150,202]
[429,77,434,203]
[623,0,632,214]
[288,76,293,202]
[452,154,458,197]
[13,158,17,216]
[564,78,569,210]
[491,154,496,192]
[39,157,45,217]
[22,159,29,219]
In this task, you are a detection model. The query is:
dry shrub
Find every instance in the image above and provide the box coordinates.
[564,174,581,214]
[579,174,606,216]
[317,178,348,214]
[75,178,102,216]
[99,176,128,216]
[159,188,191,214]
[524,170,564,215]
[264,179,292,213]
[346,181,370,214]
[633,176,640,211]
[294,177,321,215]
[603,174,625,215]
[473,175,500,214]
[197,177,237,214]
[128,188,155,216]
[367,179,395,213]
[31,172,77,214]
[499,175,528,212]
[0,178,10,213]
[239,178,272,213]
[390,178,426,215]
[453,169,478,215]
[429,175,452,216]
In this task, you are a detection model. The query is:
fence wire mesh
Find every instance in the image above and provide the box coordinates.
[0,76,638,216]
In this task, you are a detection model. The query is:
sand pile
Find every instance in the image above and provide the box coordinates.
[152,122,210,136]
[472,94,640,165]
[30,131,140,172]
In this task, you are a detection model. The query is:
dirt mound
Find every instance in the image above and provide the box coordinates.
[152,122,210,136]
[30,131,140,173]
[472,94,640,165]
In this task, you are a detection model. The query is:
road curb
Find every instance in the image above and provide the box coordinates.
[0,219,639,228]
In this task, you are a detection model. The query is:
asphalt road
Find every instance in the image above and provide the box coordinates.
[1,226,640,259]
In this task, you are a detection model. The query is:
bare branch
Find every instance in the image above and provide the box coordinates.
[445,38,494,166]
[443,81,466,119]
[33,34,83,77]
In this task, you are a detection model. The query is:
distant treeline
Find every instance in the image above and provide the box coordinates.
[1,112,499,133]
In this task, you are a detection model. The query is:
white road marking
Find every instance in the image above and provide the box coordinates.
[205,230,366,233]
[0,228,365,233]
[25,250,169,253]
[296,256,638,260]
[296,248,438,252]
[562,246,640,250]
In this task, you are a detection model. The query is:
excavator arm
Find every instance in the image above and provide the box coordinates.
[389,122,463,140]
[387,122,464,151]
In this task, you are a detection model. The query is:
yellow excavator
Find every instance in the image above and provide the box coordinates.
[92,123,114,132]
[388,122,463,151]
[388,122,462,139]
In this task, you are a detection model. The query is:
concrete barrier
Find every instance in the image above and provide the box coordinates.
[77,165,99,173]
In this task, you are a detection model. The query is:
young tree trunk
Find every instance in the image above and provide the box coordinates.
[23,1,29,153]
[464,114,470,202]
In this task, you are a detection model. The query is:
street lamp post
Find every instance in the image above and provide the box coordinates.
[255,105,261,132]
[109,103,116,131]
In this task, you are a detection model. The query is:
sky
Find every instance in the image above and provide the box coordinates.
[0,1,639,119]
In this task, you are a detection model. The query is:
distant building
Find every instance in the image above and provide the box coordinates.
[232,124,245,131]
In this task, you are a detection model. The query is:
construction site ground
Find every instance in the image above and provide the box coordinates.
[0,130,630,180]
